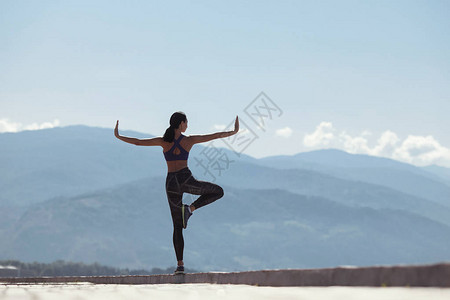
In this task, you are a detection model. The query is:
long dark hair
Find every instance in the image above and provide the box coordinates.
[163,111,187,142]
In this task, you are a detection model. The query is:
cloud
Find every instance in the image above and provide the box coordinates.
[371,130,400,156]
[24,119,60,131]
[0,119,22,133]
[275,126,293,138]
[303,122,335,147]
[303,122,450,167]
[0,118,60,133]
[393,135,450,167]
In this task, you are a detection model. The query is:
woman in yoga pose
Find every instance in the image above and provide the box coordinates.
[114,112,239,274]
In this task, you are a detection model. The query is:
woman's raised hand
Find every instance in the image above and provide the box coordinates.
[233,116,239,134]
[114,120,120,138]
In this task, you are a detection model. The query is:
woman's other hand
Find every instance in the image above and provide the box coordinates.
[233,116,239,134]
[114,120,120,138]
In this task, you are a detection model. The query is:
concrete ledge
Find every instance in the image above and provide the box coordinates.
[1,263,449,287]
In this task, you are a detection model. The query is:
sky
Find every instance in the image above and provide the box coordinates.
[1,0,449,167]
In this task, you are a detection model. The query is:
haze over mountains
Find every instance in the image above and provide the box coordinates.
[1,126,449,271]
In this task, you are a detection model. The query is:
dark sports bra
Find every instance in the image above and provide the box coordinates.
[164,134,189,161]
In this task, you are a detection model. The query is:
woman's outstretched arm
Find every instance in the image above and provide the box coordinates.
[189,116,239,144]
[114,120,163,146]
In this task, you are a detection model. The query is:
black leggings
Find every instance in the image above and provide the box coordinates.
[165,167,224,261]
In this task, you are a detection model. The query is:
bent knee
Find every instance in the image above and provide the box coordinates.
[217,186,224,198]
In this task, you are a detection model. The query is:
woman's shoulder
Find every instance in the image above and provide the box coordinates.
[181,135,195,150]
[160,138,174,150]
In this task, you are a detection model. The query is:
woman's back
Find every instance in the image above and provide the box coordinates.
[163,134,193,172]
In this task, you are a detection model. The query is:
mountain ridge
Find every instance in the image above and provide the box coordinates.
[1,125,450,270]
[3,176,450,271]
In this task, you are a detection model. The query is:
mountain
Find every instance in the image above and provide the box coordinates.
[0,126,166,206]
[213,162,450,227]
[423,165,450,186]
[2,127,449,227]
[0,125,254,206]
[256,149,450,208]
[2,178,449,271]
[1,125,450,270]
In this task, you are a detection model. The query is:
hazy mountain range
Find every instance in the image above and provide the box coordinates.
[1,126,449,271]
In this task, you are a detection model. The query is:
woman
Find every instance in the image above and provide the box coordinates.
[114,112,239,274]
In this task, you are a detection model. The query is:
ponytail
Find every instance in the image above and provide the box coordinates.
[163,112,187,142]
[163,126,176,143]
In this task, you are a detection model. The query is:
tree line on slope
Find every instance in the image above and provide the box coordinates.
[0,260,197,277]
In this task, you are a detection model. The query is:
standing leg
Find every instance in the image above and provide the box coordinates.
[166,175,185,266]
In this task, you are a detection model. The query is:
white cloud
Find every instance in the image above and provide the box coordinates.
[0,118,60,133]
[24,119,60,131]
[303,122,335,147]
[338,131,371,154]
[393,135,450,167]
[0,119,22,133]
[303,122,450,167]
[275,126,293,138]
[370,130,400,157]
